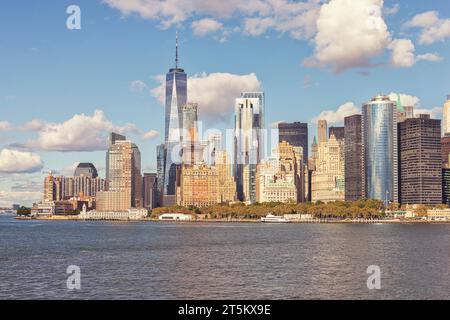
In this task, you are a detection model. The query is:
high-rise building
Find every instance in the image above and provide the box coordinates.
[74,163,98,178]
[441,136,450,167]
[143,173,157,210]
[311,133,345,202]
[442,168,450,204]
[97,133,142,211]
[215,150,236,203]
[442,95,450,135]
[181,102,198,143]
[362,95,398,204]
[398,115,442,205]
[328,127,344,141]
[318,120,327,144]
[394,94,414,123]
[234,92,265,203]
[278,122,308,164]
[156,143,165,206]
[344,115,363,201]
[162,34,188,202]
[256,141,304,203]
[179,164,219,207]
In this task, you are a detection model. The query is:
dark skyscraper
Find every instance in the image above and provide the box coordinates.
[344,115,363,201]
[143,173,157,210]
[398,115,442,205]
[278,122,308,164]
[74,163,98,179]
[441,135,450,167]
[329,126,344,141]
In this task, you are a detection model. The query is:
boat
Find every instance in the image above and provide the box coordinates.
[261,214,290,223]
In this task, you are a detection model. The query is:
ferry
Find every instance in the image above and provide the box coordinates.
[261,214,290,223]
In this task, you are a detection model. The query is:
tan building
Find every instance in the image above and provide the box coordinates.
[318,120,327,144]
[256,141,304,203]
[215,150,236,203]
[311,132,345,202]
[97,133,142,212]
[179,164,219,207]
[442,95,450,135]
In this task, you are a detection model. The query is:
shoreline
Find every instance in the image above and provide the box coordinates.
[13,216,450,224]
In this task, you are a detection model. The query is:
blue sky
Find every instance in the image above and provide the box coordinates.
[1,0,449,206]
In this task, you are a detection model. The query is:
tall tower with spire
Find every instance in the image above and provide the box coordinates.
[160,33,188,203]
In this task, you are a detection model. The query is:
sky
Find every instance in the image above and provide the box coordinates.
[1,0,449,206]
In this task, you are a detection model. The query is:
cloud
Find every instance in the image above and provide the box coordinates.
[389,38,442,68]
[0,191,42,207]
[21,119,46,132]
[12,110,142,152]
[152,72,262,122]
[384,3,399,16]
[0,149,44,174]
[0,121,13,132]
[130,80,149,93]
[388,92,420,107]
[142,130,159,140]
[311,102,360,125]
[389,38,415,67]
[304,0,391,73]
[414,107,442,119]
[405,11,450,45]
[104,0,322,40]
[192,18,223,36]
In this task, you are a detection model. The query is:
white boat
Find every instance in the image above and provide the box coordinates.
[261,214,290,223]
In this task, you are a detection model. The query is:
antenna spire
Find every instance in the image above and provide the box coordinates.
[175,31,179,69]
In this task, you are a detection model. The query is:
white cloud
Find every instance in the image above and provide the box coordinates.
[414,107,442,119]
[405,11,450,45]
[311,102,360,125]
[13,110,142,152]
[0,191,42,207]
[0,121,12,131]
[0,149,44,174]
[130,80,148,93]
[192,18,223,36]
[388,92,420,107]
[416,53,442,62]
[21,119,45,132]
[389,38,415,67]
[384,3,399,16]
[142,130,159,140]
[304,0,391,73]
[104,0,322,40]
[152,72,262,122]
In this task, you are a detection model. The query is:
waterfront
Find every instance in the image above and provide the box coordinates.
[1,214,449,300]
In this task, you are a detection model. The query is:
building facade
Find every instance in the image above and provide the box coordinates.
[74,163,98,178]
[398,115,442,205]
[278,122,308,164]
[442,95,450,135]
[329,127,344,141]
[362,95,398,204]
[179,164,219,207]
[143,173,157,210]
[344,114,363,201]
[318,120,327,144]
[234,92,265,203]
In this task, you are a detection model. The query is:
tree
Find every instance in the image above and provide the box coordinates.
[17,206,31,216]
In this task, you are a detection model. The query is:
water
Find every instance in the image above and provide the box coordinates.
[0,214,449,300]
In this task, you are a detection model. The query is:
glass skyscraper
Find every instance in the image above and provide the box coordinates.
[362,95,398,204]
[162,35,187,199]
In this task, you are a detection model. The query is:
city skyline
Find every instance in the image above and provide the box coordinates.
[1,0,450,206]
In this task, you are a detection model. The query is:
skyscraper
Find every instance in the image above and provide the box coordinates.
[362,95,398,204]
[162,34,188,202]
[74,163,98,179]
[278,122,308,164]
[344,115,363,201]
[97,133,142,211]
[328,127,344,141]
[234,92,265,203]
[318,120,327,144]
[398,115,442,205]
[143,173,157,210]
[442,95,450,135]
[181,102,198,143]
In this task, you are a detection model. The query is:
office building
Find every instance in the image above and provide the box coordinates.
[143,173,157,210]
[344,114,363,201]
[74,163,98,178]
[398,115,442,205]
[329,126,344,141]
[362,95,398,204]
[318,120,327,144]
[442,95,450,135]
[278,122,308,164]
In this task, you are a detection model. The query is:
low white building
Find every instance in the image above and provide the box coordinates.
[79,205,148,220]
[158,213,193,221]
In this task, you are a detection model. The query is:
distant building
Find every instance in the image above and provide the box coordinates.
[158,213,193,221]
[442,95,450,135]
[97,133,142,212]
[441,136,450,167]
[344,114,363,201]
[234,92,265,204]
[215,150,236,203]
[74,163,98,178]
[362,95,398,204]
[328,126,344,141]
[442,168,450,204]
[31,201,75,216]
[179,164,219,207]
[143,173,157,210]
[278,122,308,164]
[311,133,345,202]
[256,141,304,203]
[317,120,327,144]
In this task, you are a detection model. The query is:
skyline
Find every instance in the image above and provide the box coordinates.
[1,0,450,206]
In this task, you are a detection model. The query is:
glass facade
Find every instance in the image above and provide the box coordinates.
[362,95,398,203]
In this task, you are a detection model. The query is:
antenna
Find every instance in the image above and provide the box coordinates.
[175,31,179,69]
